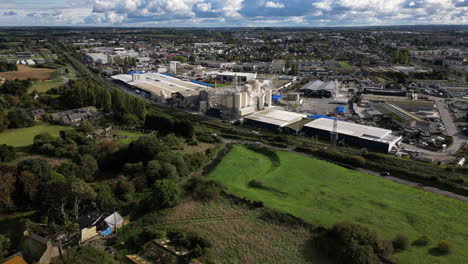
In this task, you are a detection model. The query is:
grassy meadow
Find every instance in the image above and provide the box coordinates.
[0,123,72,148]
[157,197,327,264]
[208,145,468,264]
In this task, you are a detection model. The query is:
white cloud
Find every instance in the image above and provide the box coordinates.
[197,2,212,11]
[265,1,285,8]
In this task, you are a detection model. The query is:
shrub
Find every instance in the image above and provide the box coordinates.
[436,241,452,255]
[413,235,431,246]
[315,222,393,264]
[184,177,225,201]
[392,233,410,251]
[248,179,265,189]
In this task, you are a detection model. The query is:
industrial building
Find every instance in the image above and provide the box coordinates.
[201,80,273,120]
[112,72,210,107]
[207,71,257,84]
[244,109,307,131]
[302,118,402,153]
[299,80,339,98]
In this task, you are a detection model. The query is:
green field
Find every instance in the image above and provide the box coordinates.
[338,61,352,67]
[29,79,63,93]
[209,145,468,264]
[0,123,72,147]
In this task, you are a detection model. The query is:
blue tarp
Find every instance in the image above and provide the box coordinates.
[336,106,347,114]
[308,114,336,120]
[159,73,173,77]
[191,80,213,87]
[127,70,144,75]
[101,226,112,236]
[272,95,283,101]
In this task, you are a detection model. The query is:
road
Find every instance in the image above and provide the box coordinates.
[435,98,468,153]
[224,139,468,203]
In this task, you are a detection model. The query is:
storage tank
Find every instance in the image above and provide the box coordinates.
[258,94,265,110]
[234,93,241,109]
[265,89,272,106]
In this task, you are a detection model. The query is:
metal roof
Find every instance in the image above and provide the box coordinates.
[304,118,401,144]
[245,109,306,127]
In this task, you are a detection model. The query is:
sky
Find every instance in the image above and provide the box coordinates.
[0,0,467,27]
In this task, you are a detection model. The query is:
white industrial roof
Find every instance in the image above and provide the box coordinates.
[304,118,401,144]
[111,73,209,95]
[207,71,257,79]
[300,80,336,91]
[245,109,306,127]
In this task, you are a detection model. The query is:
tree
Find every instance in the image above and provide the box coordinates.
[0,235,11,259]
[93,184,119,210]
[69,178,97,221]
[56,162,81,179]
[128,135,168,163]
[7,109,33,128]
[17,159,53,182]
[15,171,39,208]
[0,112,9,132]
[77,154,98,181]
[151,179,181,209]
[184,177,224,201]
[0,144,16,162]
[115,177,135,201]
[51,246,118,264]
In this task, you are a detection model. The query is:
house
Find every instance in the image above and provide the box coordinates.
[79,211,106,242]
[31,109,46,120]
[79,211,125,242]
[51,106,102,125]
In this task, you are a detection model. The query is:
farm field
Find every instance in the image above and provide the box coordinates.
[157,197,327,264]
[0,123,72,147]
[0,65,56,80]
[209,145,468,264]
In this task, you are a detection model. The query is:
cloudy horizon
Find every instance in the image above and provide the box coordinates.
[0,0,467,27]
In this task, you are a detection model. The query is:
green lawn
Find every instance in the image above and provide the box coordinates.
[113,131,146,145]
[0,123,72,147]
[209,145,468,264]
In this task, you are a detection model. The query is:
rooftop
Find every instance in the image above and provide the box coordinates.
[299,80,337,91]
[304,118,401,144]
[245,109,306,127]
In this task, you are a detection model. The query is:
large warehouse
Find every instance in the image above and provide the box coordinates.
[302,118,402,152]
[299,80,339,98]
[244,109,307,131]
[112,72,210,103]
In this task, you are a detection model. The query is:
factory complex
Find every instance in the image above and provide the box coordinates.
[112,71,403,153]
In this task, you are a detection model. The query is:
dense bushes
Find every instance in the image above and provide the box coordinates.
[0,80,31,96]
[0,144,16,162]
[315,222,393,264]
[0,62,17,72]
[143,114,194,138]
[184,177,224,201]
